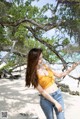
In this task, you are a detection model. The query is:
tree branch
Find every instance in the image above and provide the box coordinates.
[68,74,80,80]
[58,0,80,4]
[0,47,27,57]
[0,18,65,31]
[26,26,67,69]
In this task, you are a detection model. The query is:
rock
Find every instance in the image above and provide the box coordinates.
[9,74,21,79]
[20,113,39,119]
[57,82,80,95]
[69,90,80,96]
[60,87,70,92]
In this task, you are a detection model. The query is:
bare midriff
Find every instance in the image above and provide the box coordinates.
[44,83,58,94]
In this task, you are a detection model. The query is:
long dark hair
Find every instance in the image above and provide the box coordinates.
[25,48,42,88]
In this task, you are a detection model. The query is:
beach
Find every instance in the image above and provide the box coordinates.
[0,73,80,119]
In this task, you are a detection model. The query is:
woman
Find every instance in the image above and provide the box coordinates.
[25,48,79,119]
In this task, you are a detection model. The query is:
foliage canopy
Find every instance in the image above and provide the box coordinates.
[0,0,80,70]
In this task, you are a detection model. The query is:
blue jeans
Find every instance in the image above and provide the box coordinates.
[40,89,65,119]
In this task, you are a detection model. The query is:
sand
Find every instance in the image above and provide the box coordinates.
[0,75,80,119]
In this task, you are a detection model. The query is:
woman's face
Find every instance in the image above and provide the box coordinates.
[38,53,43,64]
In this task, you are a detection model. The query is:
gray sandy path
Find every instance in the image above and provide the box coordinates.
[0,78,80,119]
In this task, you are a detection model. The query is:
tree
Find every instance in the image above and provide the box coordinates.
[0,0,80,71]
[57,0,80,45]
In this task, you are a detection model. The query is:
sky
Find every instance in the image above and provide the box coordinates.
[31,0,75,44]
[32,0,56,7]
[31,0,58,38]
[5,0,70,39]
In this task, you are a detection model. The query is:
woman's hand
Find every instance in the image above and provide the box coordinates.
[55,101,62,112]
[72,62,80,68]
[76,62,80,65]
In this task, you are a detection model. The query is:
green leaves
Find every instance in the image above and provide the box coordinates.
[0,0,80,68]
[58,0,80,45]
[62,38,70,46]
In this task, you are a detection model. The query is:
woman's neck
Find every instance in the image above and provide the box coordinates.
[37,63,45,69]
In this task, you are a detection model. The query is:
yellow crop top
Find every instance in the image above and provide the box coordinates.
[37,65,55,89]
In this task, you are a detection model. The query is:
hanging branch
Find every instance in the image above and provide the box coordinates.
[49,0,59,14]
[68,74,80,87]
[26,26,67,69]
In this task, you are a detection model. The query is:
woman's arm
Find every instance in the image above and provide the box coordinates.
[36,84,62,112]
[52,62,80,78]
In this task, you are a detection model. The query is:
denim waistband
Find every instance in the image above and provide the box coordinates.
[49,89,61,96]
[39,88,61,97]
